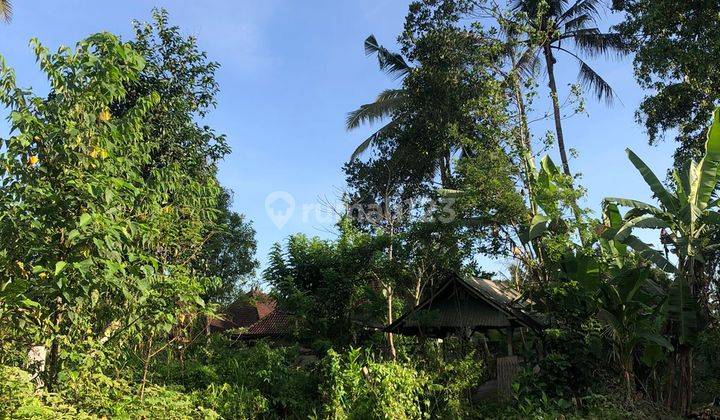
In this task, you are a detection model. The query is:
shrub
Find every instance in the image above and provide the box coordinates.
[191,383,269,419]
[154,337,319,417]
[58,367,218,419]
[426,351,486,418]
[0,365,91,419]
[319,348,430,419]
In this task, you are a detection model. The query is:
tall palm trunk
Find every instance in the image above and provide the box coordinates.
[543,44,571,177]
[542,44,588,245]
[511,74,537,213]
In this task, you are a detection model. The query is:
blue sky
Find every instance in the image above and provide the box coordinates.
[0,1,678,280]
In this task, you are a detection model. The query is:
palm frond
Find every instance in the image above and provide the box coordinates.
[578,59,616,105]
[560,0,602,23]
[514,46,542,79]
[345,89,405,130]
[0,0,11,23]
[364,35,411,80]
[513,0,570,19]
[349,121,395,161]
[571,29,628,58]
[563,13,592,32]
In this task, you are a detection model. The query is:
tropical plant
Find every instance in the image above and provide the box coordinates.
[0,0,11,23]
[345,35,411,160]
[604,107,720,413]
[613,0,720,165]
[0,31,219,390]
[513,0,626,176]
[593,265,670,400]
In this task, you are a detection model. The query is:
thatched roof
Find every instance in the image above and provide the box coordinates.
[386,273,545,337]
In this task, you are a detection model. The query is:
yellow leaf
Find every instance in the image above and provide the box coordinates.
[27,155,38,166]
[98,109,111,122]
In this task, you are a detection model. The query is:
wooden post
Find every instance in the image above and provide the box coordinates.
[506,327,514,356]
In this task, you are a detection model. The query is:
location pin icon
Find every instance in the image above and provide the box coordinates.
[265,191,295,229]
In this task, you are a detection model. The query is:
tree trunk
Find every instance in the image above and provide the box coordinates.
[623,357,635,402]
[543,44,570,177]
[140,336,153,403]
[542,44,587,246]
[386,287,397,361]
[512,74,537,214]
[675,345,693,415]
[46,296,64,391]
[386,224,397,361]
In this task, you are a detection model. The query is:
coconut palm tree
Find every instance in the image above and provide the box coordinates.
[513,0,626,176]
[345,35,411,160]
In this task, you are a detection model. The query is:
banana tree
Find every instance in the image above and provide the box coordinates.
[603,107,720,413]
[592,266,671,401]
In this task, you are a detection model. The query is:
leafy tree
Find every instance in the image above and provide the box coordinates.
[198,189,257,304]
[264,221,391,348]
[613,0,720,165]
[0,31,219,389]
[119,9,257,303]
[604,108,720,413]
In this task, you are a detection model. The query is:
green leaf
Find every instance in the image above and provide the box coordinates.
[66,229,80,244]
[691,108,720,209]
[604,197,664,216]
[615,214,669,242]
[528,214,551,241]
[668,278,698,345]
[672,169,689,203]
[54,261,68,276]
[20,298,41,309]
[602,202,623,229]
[626,148,679,211]
[623,235,678,274]
[540,155,560,176]
[637,332,674,351]
[79,213,92,227]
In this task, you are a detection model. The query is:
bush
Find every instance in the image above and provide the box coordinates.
[191,383,269,419]
[58,367,218,419]
[426,351,486,418]
[319,348,431,419]
[154,337,319,417]
[0,365,92,419]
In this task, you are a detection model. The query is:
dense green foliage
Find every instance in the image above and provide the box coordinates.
[613,0,720,164]
[2,1,720,418]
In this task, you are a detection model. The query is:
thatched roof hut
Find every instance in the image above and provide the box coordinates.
[386,273,545,338]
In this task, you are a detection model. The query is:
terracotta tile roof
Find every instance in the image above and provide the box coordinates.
[241,310,295,339]
[207,290,278,332]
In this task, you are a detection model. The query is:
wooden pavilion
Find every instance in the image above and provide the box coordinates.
[386,273,546,397]
[387,274,544,337]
